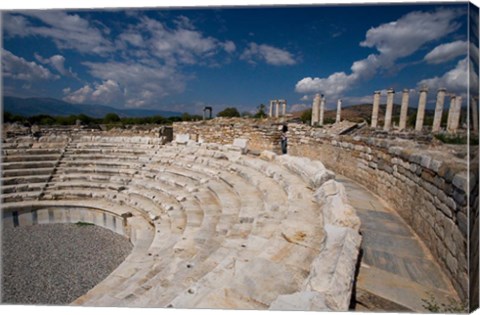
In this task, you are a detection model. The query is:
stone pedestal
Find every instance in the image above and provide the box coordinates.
[471,96,479,134]
[311,94,320,126]
[336,99,342,124]
[399,89,409,131]
[384,89,395,131]
[415,87,428,132]
[320,96,325,126]
[432,89,446,133]
[371,91,381,128]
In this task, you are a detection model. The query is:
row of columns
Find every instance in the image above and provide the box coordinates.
[311,94,341,126]
[371,88,473,134]
[269,99,287,118]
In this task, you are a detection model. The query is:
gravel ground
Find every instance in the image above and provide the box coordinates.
[2,223,133,305]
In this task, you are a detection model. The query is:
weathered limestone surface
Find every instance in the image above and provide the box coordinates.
[415,87,428,132]
[1,132,361,311]
[399,89,409,131]
[170,119,472,300]
[384,89,394,131]
[371,91,381,128]
[311,93,320,126]
[432,88,446,133]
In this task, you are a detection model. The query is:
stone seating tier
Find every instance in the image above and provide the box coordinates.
[1,135,361,311]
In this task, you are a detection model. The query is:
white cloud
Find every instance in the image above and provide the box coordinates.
[295,8,464,98]
[240,43,297,66]
[34,53,74,77]
[424,40,468,64]
[2,49,59,81]
[64,79,123,105]
[4,11,113,55]
[64,60,187,107]
[418,58,471,97]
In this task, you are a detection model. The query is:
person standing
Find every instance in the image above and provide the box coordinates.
[281,124,288,154]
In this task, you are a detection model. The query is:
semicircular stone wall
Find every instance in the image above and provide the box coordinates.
[1,133,361,311]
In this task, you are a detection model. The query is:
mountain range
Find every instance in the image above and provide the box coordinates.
[2,96,182,118]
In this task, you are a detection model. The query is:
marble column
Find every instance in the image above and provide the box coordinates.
[432,88,446,133]
[384,88,395,131]
[371,91,381,128]
[319,95,325,126]
[399,89,409,131]
[447,96,458,133]
[269,100,273,117]
[336,99,342,123]
[275,100,279,118]
[311,94,320,126]
[471,96,479,134]
[448,96,462,133]
[415,87,428,132]
[282,100,286,117]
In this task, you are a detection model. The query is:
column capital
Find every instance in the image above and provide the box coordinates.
[374,91,381,95]
[437,88,447,92]
[387,88,395,94]
[402,89,409,93]
[420,86,428,93]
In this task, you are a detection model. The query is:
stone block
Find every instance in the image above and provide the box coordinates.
[269,291,329,311]
[259,150,276,161]
[174,134,190,144]
[452,172,468,193]
[303,224,361,311]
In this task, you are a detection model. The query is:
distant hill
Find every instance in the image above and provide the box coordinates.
[2,96,182,118]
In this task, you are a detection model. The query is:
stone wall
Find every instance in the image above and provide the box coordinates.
[173,118,282,152]
[172,119,474,300]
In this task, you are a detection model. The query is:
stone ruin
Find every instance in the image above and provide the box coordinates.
[1,114,477,311]
[1,126,361,311]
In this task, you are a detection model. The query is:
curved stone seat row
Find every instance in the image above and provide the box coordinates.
[1,135,361,311]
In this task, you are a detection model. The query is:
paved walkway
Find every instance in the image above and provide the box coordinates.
[336,175,459,312]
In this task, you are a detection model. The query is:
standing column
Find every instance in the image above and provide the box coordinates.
[275,100,280,118]
[269,100,273,117]
[371,91,381,128]
[336,99,342,123]
[311,94,320,126]
[432,88,446,133]
[471,96,479,134]
[319,95,325,126]
[415,87,428,132]
[448,96,462,133]
[384,88,395,131]
[398,89,410,131]
[282,100,286,117]
[447,96,457,133]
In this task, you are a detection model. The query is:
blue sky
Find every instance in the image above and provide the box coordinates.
[2,2,476,115]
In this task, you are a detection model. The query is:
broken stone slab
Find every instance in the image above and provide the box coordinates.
[259,150,276,161]
[276,155,335,189]
[232,138,248,154]
[303,224,362,311]
[174,134,190,144]
[314,179,361,230]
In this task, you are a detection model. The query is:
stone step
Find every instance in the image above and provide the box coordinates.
[1,190,42,202]
[1,174,51,186]
[1,182,45,194]
[2,148,63,156]
[2,160,57,170]
[2,154,61,163]
[2,167,54,177]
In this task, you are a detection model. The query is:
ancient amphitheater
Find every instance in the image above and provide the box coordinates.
[1,114,477,312]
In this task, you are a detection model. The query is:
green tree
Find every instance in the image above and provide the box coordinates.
[254,104,267,118]
[217,107,240,118]
[300,109,312,124]
[103,113,121,124]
